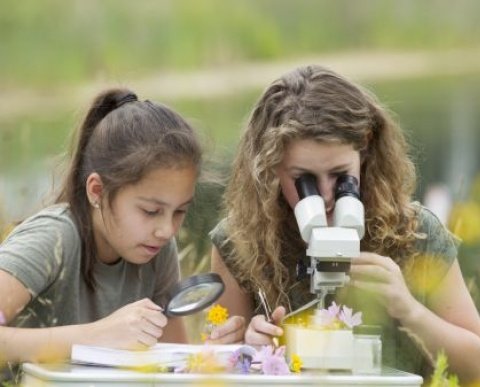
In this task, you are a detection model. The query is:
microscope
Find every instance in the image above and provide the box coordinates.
[284,175,368,370]
[294,173,365,309]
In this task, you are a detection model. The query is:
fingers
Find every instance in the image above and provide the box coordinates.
[208,316,245,344]
[350,264,391,283]
[142,308,167,329]
[351,253,402,284]
[136,330,160,348]
[271,306,286,325]
[135,297,163,311]
[245,315,283,346]
[122,299,167,346]
[355,252,401,272]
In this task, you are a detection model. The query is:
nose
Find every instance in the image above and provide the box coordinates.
[318,178,335,210]
[153,216,175,240]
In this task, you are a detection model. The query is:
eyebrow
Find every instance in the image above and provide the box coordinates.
[288,163,351,173]
[137,196,194,207]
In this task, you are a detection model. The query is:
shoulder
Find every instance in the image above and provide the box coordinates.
[9,204,77,234]
[0,204,81,296]
[3,204,79,245]
[412,202,459,262]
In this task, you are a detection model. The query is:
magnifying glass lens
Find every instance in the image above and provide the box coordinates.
[165,273,225,316]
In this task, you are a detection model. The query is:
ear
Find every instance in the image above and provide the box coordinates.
[86,172,103,208]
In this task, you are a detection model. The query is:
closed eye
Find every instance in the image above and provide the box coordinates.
[330,171,348,178]
[142,209,159,216]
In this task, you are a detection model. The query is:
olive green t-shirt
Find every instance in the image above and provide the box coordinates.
[210,204,459,377]
[0,204,180,328]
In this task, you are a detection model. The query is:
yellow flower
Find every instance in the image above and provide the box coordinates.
[448,201,480,244]
[290,354,303,373]
[206,304,229,326]
[186,351,224,373]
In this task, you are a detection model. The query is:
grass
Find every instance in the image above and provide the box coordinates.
[1,0,480,88]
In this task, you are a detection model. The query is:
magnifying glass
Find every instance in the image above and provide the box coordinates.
[164,272,225,317]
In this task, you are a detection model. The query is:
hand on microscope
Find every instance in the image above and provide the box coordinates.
[244,306,286,346]
[349,251,418,321]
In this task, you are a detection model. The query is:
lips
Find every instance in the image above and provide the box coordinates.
[142,244,162,255]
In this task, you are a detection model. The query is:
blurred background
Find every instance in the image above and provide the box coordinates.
[1,0,480,340]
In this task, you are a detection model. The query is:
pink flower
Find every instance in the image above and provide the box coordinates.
[0,310,5,326]
[262,353,290,375]
[254,345,290,375]
[339,305,362,328]
[314,301,362,329]
[328,301,341,317]
[316,301,341,326]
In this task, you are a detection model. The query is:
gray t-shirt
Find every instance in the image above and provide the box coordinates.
[0,204,180,329]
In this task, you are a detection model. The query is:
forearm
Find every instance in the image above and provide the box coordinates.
[401,301,480,382]
[0,324,92,364]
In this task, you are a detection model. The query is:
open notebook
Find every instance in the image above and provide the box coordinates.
[71,343,254,369]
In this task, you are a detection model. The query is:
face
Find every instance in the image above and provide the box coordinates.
[276,139,360,225]
[91,165,197,265]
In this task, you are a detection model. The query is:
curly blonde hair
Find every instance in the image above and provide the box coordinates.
[223,65,419,307]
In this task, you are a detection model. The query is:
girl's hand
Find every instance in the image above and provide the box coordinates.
[87,298,167,350]
[207,316,246,344]
[244,306,286,346]
[350,252,419,321]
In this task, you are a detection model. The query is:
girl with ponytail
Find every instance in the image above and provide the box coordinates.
[0,88,202,372]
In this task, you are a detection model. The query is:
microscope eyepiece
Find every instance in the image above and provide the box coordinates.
[295,173,320,200]
[335,175,360,201]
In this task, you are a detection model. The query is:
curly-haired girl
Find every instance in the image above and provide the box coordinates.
[208,65,480,382]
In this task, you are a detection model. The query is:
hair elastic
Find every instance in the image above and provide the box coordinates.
[117,92,138,108]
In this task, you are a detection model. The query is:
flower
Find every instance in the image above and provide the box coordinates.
[227,347,255,374]
[0,310,6,326]
[202,304,229,341]
[184,348,225,374]
[206,304,229,325]
[289,354,303,373]
[254,345,290,375]
[315,301,362,330]
[339,305,362,329]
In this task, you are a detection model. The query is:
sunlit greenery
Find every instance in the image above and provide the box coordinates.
[1,1,480,382]
[1,0,480,87]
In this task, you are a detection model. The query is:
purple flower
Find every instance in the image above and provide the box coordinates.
[227,347,254,374]
[339,305,362,328]
[0,310,5,326]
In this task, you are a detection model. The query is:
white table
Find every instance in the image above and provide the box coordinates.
[21,363,423,386]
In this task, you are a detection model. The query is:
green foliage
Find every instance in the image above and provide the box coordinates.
[1,0,480,87]
[429,351,459,387]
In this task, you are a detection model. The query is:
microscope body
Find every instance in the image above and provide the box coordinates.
[285,174,371,371]
[294,174,365,301]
